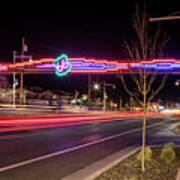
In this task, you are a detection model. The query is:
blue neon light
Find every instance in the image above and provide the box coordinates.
[130,62,180,70]
[71,60,126,70]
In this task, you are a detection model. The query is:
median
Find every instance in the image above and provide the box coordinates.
[94,143,180,180]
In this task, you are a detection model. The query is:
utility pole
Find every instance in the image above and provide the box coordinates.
[88,74,91,101]
[19,38,24,104]
[13,51,16,107]
[119,97,123,110]
[14,38,30,105]
[130,96,134,110]
[103,81,106,111]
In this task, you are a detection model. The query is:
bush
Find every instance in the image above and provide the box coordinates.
[137,146,152,162]
[164,142,175,149]
[160,147,176,164]
[176,124,180,130]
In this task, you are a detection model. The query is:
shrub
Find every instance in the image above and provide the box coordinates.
[164,142,175,149]
[160,147,176,164]
[176,124,180,130]
[137,146,152,162]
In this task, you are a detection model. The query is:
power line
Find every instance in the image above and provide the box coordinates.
[168,10,180,16]
[25,39,64,52]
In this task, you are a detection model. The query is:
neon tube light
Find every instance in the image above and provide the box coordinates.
[130,59,180,70]
[0,65,8,71]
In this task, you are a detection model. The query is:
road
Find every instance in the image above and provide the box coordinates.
[0,112,179,180]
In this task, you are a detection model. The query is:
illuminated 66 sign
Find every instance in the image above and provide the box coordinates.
[53,54,72,77]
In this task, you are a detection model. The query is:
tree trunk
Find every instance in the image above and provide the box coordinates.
[141,75,147,172]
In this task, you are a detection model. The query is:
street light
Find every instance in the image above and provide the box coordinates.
[93,83,100,91]
[149,11,180,22]
[93,81,116,111]
[103,81,116,111]
[175,80,180,86]
[149,16,180,22]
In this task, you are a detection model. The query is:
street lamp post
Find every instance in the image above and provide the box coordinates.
[103,81,116,111]
[149,16,180,22]
[149,11,180,22]
[93,81,116,111]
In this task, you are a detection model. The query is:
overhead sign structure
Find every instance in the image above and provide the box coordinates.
[1,54,180,76]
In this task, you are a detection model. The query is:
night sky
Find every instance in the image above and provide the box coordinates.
[1,1,180,102]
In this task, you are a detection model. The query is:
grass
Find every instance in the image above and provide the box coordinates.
[95,147,180,180]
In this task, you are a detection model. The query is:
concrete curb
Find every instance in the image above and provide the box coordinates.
[176,168,180,180]
[61,146,140,180]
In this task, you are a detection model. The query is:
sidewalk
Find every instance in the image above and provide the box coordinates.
[61,146,139,180]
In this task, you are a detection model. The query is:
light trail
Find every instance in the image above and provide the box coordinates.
[0,112,160,126]
[0,112,161,133]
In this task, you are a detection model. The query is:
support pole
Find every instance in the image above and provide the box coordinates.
[119,97,123,110]
[19,38,24,104]
[103,81,106,111]
[13,51,16,107]
[88,74,91,100]
[20,71,23,104]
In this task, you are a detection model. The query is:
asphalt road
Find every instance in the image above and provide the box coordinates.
[0,114,179,180]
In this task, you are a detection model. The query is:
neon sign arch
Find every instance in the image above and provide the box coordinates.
[2,54,180,75]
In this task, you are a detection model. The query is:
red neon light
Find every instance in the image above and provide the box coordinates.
[9,57,128,68]
[131,59,178,66]
[8,58,54,69]
[69,57,127,64]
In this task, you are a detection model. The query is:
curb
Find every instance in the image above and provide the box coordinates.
[61,146,140,180]
[176,168,180,180]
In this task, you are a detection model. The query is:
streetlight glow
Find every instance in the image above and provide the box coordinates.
[93,83,100,90]
[175,80,180,86]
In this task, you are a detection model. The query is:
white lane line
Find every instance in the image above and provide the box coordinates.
[0,119,171,172]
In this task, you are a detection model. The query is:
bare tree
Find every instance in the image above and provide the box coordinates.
[0,75,12,103]
[119,5,169,172]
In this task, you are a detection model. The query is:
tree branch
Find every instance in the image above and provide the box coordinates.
[147,74,168,102]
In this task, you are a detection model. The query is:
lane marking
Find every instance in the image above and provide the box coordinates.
[0,118,172,172]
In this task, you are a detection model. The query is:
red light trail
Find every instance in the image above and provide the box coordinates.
[0,112,161,134]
